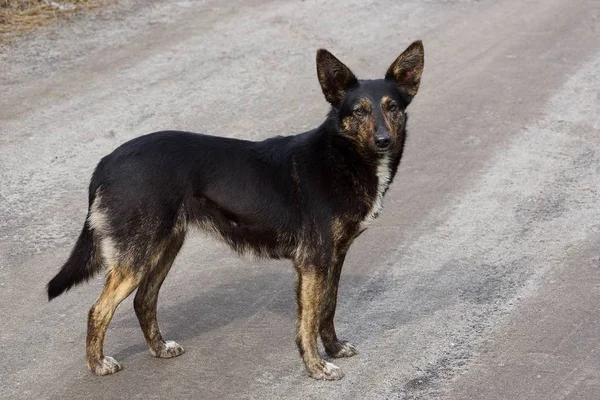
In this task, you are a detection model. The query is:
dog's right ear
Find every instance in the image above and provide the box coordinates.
[316,49,358,107]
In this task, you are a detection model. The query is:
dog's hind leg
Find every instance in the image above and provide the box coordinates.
[134,234,185,359]
[87,267,142,375]
[295,263,344,380]
[319,250,358,358]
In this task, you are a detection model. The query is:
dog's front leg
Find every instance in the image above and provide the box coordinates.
[294,263,344,380]
[319,251,358,358]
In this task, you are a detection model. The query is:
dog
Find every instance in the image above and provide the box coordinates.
[47,41,424,380]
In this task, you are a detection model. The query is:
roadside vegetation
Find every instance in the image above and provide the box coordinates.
[0,0,110,44]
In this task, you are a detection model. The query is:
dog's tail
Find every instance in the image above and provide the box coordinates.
[47,220,102,300]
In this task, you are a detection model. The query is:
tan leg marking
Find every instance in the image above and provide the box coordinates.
[295,267,344,380]
[87,268,141,375]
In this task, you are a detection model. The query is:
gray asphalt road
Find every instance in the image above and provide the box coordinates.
[1,0,599,399]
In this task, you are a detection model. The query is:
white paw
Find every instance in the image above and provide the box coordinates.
[151,340,185,358]
[90,356,122,376]
[331,341,358,358]
[309,361,344,380]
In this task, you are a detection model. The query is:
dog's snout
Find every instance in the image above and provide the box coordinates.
[375,133,391,149]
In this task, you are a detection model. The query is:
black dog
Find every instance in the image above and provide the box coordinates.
[47,41,424,380]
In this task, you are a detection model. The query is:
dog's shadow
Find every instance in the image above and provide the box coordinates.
[111,264,299,360]
[109,250,478,363]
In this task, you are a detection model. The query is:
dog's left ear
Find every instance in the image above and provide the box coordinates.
[385,40,425,101]
[316,49,358,107]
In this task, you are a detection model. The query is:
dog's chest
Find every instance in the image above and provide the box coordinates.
[360,156,391,230]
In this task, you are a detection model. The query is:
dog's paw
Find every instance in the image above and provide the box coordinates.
[89,356,122,376]
[151,340,185,358]
[307,360,345,380]
[326,340,358,358]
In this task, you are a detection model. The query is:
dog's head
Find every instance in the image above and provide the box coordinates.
[316,41,424,155]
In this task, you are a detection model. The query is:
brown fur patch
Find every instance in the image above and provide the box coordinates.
[359,97,372,113]
[381,95,406,144]
[87,268,141,370]
[358,119,375,147]
[341,98,377,153]
[294,266,327,369]
[380,96,393,108]
[331,217,345,244]
[331,217,358,255]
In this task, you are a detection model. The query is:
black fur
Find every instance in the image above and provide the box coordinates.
[47,220,99,299]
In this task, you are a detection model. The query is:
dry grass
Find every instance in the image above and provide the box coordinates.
[0,0,110,43]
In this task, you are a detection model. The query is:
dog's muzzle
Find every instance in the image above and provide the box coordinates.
[375,132,391,151]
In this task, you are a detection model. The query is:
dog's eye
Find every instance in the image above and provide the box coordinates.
[388,102,399,113]
[353,107,367,117]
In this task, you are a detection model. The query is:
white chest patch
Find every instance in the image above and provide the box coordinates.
[360,155,391,230]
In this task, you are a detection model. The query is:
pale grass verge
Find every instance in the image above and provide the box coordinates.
[0,0,114,44]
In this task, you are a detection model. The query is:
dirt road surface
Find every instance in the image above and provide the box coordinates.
[1,0,599,398]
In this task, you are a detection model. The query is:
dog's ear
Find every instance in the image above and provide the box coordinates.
[316,49,358,107]
[385,40,424,101]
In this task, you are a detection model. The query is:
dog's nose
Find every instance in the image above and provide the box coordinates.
[375,134,391,149]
